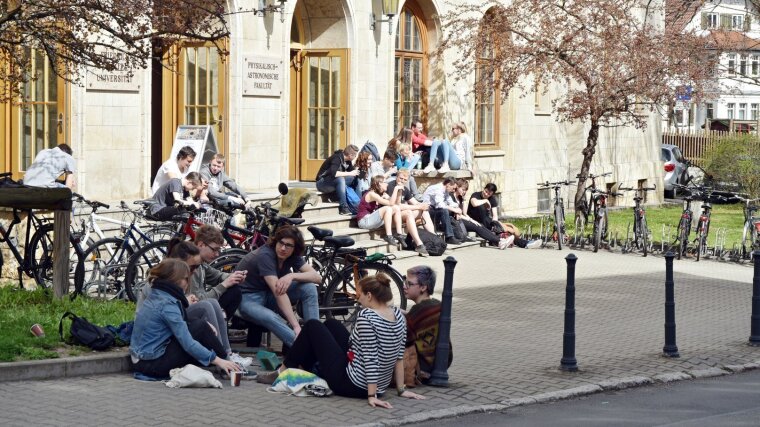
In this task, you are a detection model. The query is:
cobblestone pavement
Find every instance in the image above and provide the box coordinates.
[2,248,759,426]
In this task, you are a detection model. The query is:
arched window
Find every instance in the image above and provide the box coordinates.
[394,3,427,133]
[474,11,501,147]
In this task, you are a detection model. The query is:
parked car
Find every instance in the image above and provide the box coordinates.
[661,144,689,198]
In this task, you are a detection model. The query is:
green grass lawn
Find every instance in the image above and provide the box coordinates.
[506,202,747,249]
[0,287,135,362]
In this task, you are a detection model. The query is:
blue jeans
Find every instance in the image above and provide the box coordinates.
[317,176,355,209]
[237,282,320,347]
[429,140,462,170]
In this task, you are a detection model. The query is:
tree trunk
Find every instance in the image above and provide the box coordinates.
[574,121,600,215]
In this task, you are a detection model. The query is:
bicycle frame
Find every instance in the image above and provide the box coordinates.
[0,208,44,274]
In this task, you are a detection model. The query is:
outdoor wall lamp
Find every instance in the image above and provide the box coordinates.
[255,0,288,23]
[370,0,399,35]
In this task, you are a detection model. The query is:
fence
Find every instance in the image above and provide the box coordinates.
[662,130,760,166]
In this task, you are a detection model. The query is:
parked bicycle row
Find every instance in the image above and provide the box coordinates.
[535,174,760,261]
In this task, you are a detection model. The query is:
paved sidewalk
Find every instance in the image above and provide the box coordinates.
[2,247,759,426]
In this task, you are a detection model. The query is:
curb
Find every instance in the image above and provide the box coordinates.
[360,359,760,427]
[0,352,130,382]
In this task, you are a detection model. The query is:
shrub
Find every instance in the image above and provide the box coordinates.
[701,134,760,198]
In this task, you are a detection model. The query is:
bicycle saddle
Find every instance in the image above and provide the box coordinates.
[324,235,355,248]
[308,226,333,241]
[277,216,305,226]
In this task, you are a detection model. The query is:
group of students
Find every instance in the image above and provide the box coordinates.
[130,222,450,408]
[147,147,252,220]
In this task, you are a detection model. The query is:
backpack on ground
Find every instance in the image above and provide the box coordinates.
[59,311,115,351]
[406,228,447,256]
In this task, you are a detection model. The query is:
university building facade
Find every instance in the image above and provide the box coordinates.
[0,0,664,215]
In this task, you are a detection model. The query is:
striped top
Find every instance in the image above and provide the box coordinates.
[346,306,406,393]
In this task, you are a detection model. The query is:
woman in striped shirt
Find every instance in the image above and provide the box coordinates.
[257,274,425,408]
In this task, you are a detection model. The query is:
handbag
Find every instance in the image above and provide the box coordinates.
[165,364,223,388]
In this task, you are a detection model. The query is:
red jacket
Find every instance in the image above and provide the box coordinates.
[412,132,428,152]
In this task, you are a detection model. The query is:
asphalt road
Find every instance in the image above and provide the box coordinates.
[415,370,760,426]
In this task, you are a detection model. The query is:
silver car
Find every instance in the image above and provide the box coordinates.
[661,144,689,198]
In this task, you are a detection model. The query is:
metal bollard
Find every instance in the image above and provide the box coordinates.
[560,253,579,372]
[429,256,457,386]
[663,251,680,357]
[749,251,760,346]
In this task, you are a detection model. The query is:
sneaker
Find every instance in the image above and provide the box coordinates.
[504,235,515,248]
[526,239,543,249]
[445,236,462,245]
[415,245,429,257]
[229,352,253,369]
[393,233,408,244]
[498,238,509,250]
[438,164,450,173]
[256,370,280,385]
[383,235,397,246]
[462,236,477,243]
[339,207,352,216]
[423,164,436,174]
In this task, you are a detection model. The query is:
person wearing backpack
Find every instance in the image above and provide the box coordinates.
[315,144,359,216]
[131,258,241,378]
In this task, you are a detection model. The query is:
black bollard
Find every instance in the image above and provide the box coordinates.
[560,253,579,372]
[663,251,680,357]
[749,251,760,346]
[429,256,457,387]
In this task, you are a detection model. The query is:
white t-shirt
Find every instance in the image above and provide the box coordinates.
[151,159,188,195]
[23,147,77,188]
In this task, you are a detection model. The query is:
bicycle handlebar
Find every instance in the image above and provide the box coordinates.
[537,180,576,187]
[576,172,612,180]
[619,185,657,192]
[72,192,110,210]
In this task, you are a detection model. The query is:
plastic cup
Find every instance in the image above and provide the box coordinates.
[30,324,45,338]
[230,371,242,387]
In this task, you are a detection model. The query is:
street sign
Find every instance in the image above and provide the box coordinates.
[676,86,692,102]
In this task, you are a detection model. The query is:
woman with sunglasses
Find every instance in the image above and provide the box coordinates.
[131,258,241,378]
[257,274,425,408]
[235,225,321,349]
[423,122,473,174]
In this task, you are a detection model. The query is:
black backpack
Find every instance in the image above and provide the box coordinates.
[406,228,447,256]
[59,311,115,351]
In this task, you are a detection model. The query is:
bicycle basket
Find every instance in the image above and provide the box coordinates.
[196,208,230,229]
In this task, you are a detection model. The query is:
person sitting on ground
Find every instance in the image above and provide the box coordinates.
[151,146,196,195]
[466,182,541,249]
[424,121,474,174]
[422,178,462,245]
[256,274,426,408]
[200,153,250,208]
[452,179,510,249]
[371,149,421,198]
[316,144,359,216]
[148,172,202,220]
[395,142,421,171]
[410,119,433,165]
[23,143,77,189]
[353,151,373,195]
[387,169,436,245]
[403,266,453,384]
[234,225,321,348]
[357,176,428,257]
[130,258,241,379]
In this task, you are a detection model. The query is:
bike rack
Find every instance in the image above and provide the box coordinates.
[713,228,727,259]
[622,222,632,254]
[539,215,551,248]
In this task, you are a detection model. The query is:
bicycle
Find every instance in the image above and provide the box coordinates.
[537,180,575,250]
[588,188,622,253]
[573,172,612,249]
[0,174,83,293]
[735,195,760,260]
[619,185,656,256]
[671,184,696,260]
[693,187,725,262]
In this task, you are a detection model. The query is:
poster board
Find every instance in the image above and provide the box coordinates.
[171,125,218,172]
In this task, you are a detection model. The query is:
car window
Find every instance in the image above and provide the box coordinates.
[661,148,671,161]
[672,147,686,163]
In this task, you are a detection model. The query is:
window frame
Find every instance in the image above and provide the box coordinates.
[393,2,428,134]
[727,54,736,76]
[705,102,714,120]
[706,13,719,29]
[473,27,501,148]
[739,102,747,119]
[732,14,744,30]
[728,102,735,118]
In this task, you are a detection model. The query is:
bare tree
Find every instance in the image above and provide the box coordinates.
[0,0,235,102]
[438,0,718,209]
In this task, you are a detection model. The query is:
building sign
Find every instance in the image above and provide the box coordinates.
[86,46,141,92]
[242,55,283,97]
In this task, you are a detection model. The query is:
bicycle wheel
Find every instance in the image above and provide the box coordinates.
[28,224,80,294]
[207,250,248,290]
[676,218,690,260]
[139,223,178,246]
[124,239,170,302]
[640,216,649,257]
[554,203,565,250]
[593,214,606,253]
[741,223,752,259]
[695,220,706,262]
[74,237,134,300]
[573,215,585,248]
[322,262,406,330]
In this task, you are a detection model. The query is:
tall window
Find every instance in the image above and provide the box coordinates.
[752,103,758,120]
[182,45,222,128]
[727,54,736,76]
[705,103,714,120]
[728,102,735,118]
[752,55,759,75]
[740,55,748,75]
[474,43,499,146]
[394,3,426,133]
[732,15,744,30]
[739,103,747,119]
